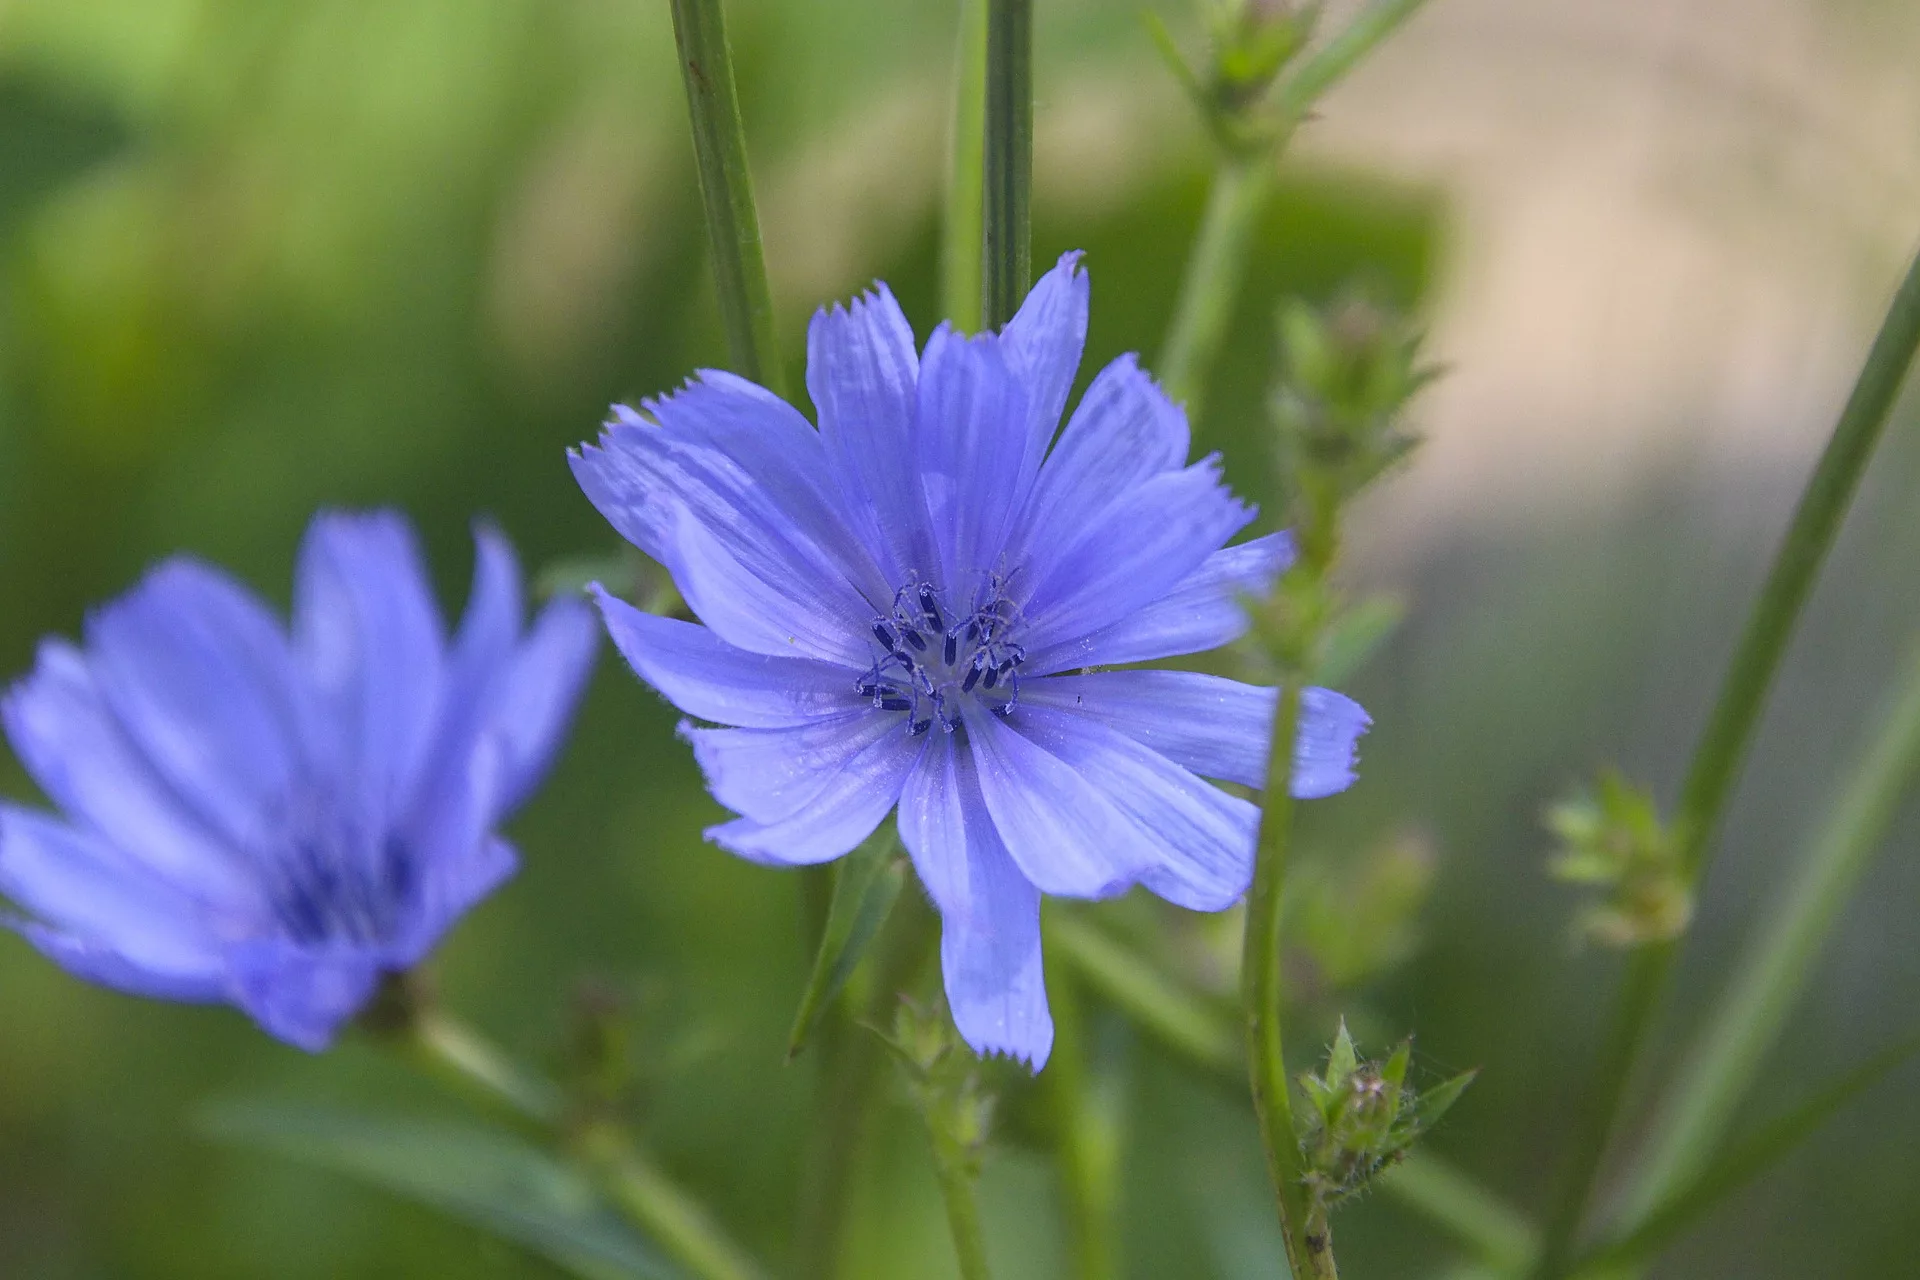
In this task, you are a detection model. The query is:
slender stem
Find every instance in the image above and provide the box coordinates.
[1158,154,1273,414]
[395,1008,767,1280]
[1046,963,1122,1280]
[982,0,1032,329]
[1530,240,1920,1277]
[1619,637,1920,1224]
[666,0,786,397]
[1272,0,1433,123]
[928,1126,995,1280]
[1383,1154,1539,1272]
[793,893,939,1280]
[945,0,990,330]
[1244,682,1336,1279]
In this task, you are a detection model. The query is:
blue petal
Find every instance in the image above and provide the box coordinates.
[807,284,931,585]
[1012,704,1258,911]
[569,396,879,656]
[0,806,227,988]
[915,326,1031,591]
[1018,457,1254,655]
[1001,250,1089,478]
[703,727,924,866]
[593,587,864,728]
[489,595,598,813]
[293,511,445,827]
[965,710,1159,899]
[391,726,513,968]
[1025,531,1294,673]
[1023,671,1370,797]
[84,559,312,855]
[10,919,225,1002]
[896,732,1051,1068]
[1008,353,1189,566]
[683,712,903,824]
[3,638,251,905]
[228,938,383,1052]
[393,836,517,971]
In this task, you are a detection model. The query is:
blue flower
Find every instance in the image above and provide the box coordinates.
[0,512,598,1051]
[572,254,1369,1069]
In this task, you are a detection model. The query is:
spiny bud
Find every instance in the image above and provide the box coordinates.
[1546,769,1693,947]
[1296,1021,1475,1210]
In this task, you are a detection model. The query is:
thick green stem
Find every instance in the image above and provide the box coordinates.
[945,0,989,330]
[396,1008,767,1280]
[1244,682,1336,1279]
[982,0,1032,329]
[1530,241,1920,1277]
[1046,964,1122,1280]
[667,0,786,397]
[1619,637,1920,1225]
[929,1128,995,1280]
[1159,155,1273,414]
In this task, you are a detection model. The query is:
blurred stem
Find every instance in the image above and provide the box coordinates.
[390,1003,767,1280]
[1530,239,1920,1278]
[982,0,1032,329]
[1159,154,1273,414]
[1244,681,1335,1279]
[794,893,939,1280]
[667,0,786,397]
[1045,961,1123,1280]
[1618,636,1920,1226]
[928,1122,995,1280]
[1271,0,1432,122]
[945,0,989,329]
[1384,1155,1539,1273]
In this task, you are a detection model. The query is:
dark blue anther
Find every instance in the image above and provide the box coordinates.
[879,696,912,712]
[961,665,982,693]
[919,586,944,629]
[909,717,931,736]
[965,621,979,643]
[872,622,897,650]
[983,666,1000,690]
[902,628,928,652]
[943,631,959,664]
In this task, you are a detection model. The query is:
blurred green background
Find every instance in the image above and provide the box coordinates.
[2,1,1918,1276]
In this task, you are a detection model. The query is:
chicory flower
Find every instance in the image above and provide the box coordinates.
[0,512,597,1050]
[573,254,1368,1068]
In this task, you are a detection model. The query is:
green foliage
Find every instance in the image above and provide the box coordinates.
[1546,770,1692,948]
[199,1100,682,1280]
[786,831,908,1060]
[1288,831,1435,993]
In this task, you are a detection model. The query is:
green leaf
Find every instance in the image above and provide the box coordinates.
[0,72,127,241]
[787,829,907,1060]
[1411,1069,1477,1134]
[1577,1034,1920,1274]
[200,1100,682,1280]
[1325,1019,1359,1087]
[1316,592,1406,686]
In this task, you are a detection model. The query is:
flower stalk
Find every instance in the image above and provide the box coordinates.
[946,0,990,329]
[1529,238,1920,1278]
[666,0,786,397]
[982,0,1033,329]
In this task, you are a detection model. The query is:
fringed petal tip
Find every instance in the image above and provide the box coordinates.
[1292,687,1373,800]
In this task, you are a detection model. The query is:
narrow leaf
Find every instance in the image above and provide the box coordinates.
[787,830,907,1060]
[1579,1034,1920,1274]
[200,1100,682,1280]
[1326,1019,1358,1085]
[1317,593,1406,686]
[1411,1069,1477,1133]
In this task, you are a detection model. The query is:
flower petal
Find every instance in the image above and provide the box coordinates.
[915,326,1031,592]
[1024,531,1293,673]
[1001,250,1089,477]
[3,638,251,904]
[683,712,903,824]
[1019,457,1255,655]
[1009,353,1189,565]
[1011,704,1257,911]
[896,731,1052,1068]
[293,511,446,826]
[593,588,863,728]
[703,727,925,866]
[85,558,310,854]
[1023,671,1370,797]
[0,806,227,985]
[227,937,383,1052]
[488,595,598,813]
[965,709,1159,899]
[807,284,931,584]
[10,919,225,1002]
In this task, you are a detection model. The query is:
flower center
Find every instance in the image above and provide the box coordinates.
[856,576,1025,735]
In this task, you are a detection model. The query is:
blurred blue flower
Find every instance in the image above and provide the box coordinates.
[0,512,598,1051]
[573,254,1369,1068]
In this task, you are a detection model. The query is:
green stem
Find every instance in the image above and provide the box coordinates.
[1046,963,1122,1280]
[667,0,786,397]
[793,893,939,1280]
[982,0,1032,329]
[1530,240,1920,1277]
[945,0,989,330]
[1619,637,1920,1225]
[1272,0,1433,123]
[396,1008,767,1280]
[1244,682,1336,1279]
[1158,154,1273,414]
[928,1126,995,1280]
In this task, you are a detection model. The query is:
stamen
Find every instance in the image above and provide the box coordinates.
[943,631,959,664]
[961,665,982,693]
[919,586,945,630]
[879,696,912,712]
[901,628,928,653]
[872,622,897,651]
